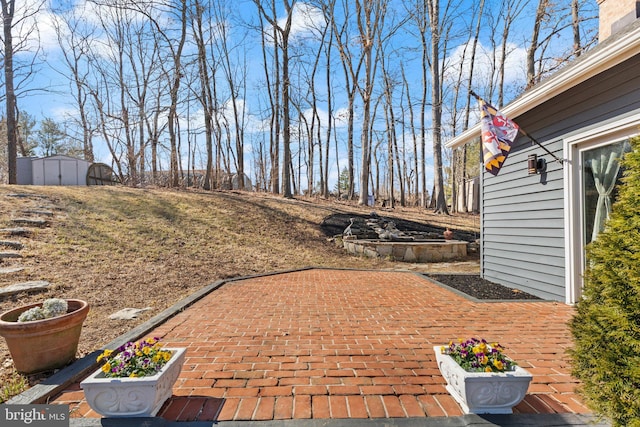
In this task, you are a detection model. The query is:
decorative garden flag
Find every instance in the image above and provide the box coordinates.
[479,99,520,176]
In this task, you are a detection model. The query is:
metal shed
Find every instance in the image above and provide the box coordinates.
[19,155,91,186]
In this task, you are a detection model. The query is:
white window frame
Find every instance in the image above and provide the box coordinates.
[563,113,640,304]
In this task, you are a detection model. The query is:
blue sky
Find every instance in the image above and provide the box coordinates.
[12,0,599,193]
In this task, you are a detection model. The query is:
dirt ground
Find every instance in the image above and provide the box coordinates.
[0,186,482,400]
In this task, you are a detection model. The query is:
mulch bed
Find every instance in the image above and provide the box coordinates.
[427,274,541,300]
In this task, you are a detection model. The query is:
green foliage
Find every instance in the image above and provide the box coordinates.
[334,167,350,195]
[38,117,67,157]
[570,136,640,427]
[0,373,27,404]
[17,112,39,156]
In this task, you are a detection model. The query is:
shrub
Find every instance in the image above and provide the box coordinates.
[569,137,640,427]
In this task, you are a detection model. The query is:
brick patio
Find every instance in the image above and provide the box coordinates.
[51,269,590,422]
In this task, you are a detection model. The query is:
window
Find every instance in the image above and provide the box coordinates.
[582,140,631,246]
[563,112,640,304]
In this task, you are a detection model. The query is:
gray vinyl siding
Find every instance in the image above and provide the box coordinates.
[481,52,640,301]
[481,139,565,301]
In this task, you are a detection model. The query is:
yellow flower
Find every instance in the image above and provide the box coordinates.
[440,346,446,354]
[101,363,111,373]
[129,373,138,378]
[162,352,172,362]
[485,366,493,372]
[146,338,157,345]
[472,343,488,355]
[493,360,504,370]
[96,349,113,362]
[135,350,143,357]
[142,346,151,355]
[480,355,488,365]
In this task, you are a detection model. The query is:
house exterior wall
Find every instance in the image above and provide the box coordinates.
[482,140,565,300]
[482,53,640,301]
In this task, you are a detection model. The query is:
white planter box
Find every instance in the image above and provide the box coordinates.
[81,347,186,417]
[434,345,532,414]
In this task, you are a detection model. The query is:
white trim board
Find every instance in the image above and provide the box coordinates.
[563,112,640,304]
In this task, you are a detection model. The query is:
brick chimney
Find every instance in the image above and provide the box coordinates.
[598,0,640,40]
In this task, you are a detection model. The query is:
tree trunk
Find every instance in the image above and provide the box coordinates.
[527,0,548,88]
[2,0,17,184]
[572,0,581,57]
[427,0,448,214]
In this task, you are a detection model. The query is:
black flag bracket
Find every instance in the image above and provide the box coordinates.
[469,90,564,166]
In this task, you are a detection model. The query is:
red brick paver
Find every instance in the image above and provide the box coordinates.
[51,269,590,421]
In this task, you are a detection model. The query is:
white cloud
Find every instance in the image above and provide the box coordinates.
[445,39,527,93]
[299,106,352,131]
[285,3,325,39]
[264,2,325,42]
[7,0,54,53]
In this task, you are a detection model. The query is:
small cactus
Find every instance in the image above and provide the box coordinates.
[18,298,68,322]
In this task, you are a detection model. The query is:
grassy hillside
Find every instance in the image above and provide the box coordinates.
[0,186,478,399]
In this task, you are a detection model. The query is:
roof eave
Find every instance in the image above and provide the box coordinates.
[445,22,640,150]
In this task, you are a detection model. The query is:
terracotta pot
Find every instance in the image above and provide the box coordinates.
[0,299,90,374]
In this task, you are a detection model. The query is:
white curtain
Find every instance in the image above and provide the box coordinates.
[589,145,625,242]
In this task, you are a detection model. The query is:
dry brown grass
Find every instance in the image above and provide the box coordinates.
[0,185,479,401]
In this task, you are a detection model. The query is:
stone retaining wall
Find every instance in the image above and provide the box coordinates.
[343,238,468,262]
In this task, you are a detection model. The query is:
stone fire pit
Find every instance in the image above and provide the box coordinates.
[336,213,471,262]
[343,237,467,262]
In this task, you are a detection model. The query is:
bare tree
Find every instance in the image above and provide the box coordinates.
[117,0,189,187]
[354,0,385,206]
[190,0,215,190]
[255,2,280,194]
[1,0,45,183]
[325,0,365,200]
[322,21,334,198]
[4,0,599,194]
[527,0,549,88]
[305,15,330,197]
[425,0,450,214]
[447,0,484,213]
[572,0,581,56]
[213,0,248,191]
[84,2,163,185]
[378,41,402,206]
[159,0,188,187]
[288,15,329,197]
[51,4,96,163]
[400,65,420,205]
[497,0,526,106]
[253,0,296,198]
[409,0,431,208]
[526,0,597,88]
